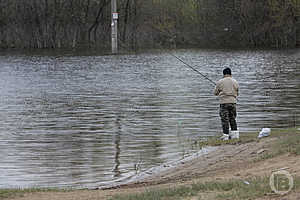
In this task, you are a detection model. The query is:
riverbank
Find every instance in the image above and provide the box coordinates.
[3,127,300,200]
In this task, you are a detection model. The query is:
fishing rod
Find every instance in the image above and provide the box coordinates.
[169,53,217,86]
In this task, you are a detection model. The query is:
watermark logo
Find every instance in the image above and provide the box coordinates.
[269,170,294,195]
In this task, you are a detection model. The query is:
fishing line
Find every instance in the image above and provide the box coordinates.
[168,52,217,86]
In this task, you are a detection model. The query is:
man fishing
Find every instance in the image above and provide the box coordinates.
[214,68,239,140]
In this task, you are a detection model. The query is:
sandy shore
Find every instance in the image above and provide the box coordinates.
[9,136,300,200]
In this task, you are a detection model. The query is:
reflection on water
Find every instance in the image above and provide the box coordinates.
[0,49,299,188]
[113,116,121,178]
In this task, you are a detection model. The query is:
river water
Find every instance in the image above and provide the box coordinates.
[0,49,299,188]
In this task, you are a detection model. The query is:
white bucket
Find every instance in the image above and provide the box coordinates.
[230,130,239,139]
[220,134,229,141]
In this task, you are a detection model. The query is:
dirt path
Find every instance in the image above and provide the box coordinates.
[10,137,300,200]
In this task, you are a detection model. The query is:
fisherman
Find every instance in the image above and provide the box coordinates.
[214,68,239,140]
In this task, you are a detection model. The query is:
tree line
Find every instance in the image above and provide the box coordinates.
[0,0,299,50]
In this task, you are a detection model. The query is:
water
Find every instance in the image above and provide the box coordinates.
[0,49,299,188]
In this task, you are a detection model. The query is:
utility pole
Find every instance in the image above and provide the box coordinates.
[111,0,118,54]
[296,0,300,47]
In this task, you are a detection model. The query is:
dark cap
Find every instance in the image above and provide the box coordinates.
[223,68,232,76]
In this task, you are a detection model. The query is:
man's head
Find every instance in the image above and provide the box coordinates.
[223,68,232,76]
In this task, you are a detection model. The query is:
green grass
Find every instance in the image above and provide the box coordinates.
[198,127,300,153]
[253,127,300,161]
[199,127,300,147]
[196,131,259,148]
[109,127,300,200]
[110,176,300,200]
[110,186,198,200]
[198,127,300,162]
[0,188,70,199]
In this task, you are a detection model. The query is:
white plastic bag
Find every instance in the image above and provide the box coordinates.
[258,128,271,138]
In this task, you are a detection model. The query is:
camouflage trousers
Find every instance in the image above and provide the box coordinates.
[219,103,237,135]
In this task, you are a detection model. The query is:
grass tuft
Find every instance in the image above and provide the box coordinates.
[254,127,300,161]
[110,176,300,200]
[110,127,300,200]
[0,188,70,199]
[197,132,258,148]
[198,127,300,149]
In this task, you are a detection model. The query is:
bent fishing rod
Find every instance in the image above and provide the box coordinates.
[168,53,217,86]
